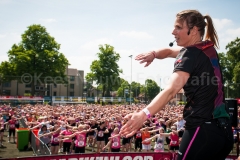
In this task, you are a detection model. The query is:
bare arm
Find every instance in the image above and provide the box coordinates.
[148,129,160,133]
[160,133,171,136]
[143,134,159,142]
[135,48,181,67]
[39,131,53,138]
[155,48,180,59]
[120,71,189,137]
[142,71,189,121]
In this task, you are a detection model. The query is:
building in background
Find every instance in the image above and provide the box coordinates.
[0,68,84,97]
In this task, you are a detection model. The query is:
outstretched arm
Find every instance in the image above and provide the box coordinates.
[120,71,189,137]
[135,48,181,67]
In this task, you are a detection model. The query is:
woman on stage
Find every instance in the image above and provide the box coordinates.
[120,9,233,160]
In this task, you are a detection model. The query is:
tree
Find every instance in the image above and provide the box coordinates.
[84,79,94,97]
[0,24,69,96]
[131,81,141,98]
[86,44,122,97]
[117,78,130,97]
[218,37,240,98]
[145,79,159,101]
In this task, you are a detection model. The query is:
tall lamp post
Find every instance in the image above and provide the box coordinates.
[129,55,132,105]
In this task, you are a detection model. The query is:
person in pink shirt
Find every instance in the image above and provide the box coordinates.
[60,125,73,154]
[62,125,93,153]
[5,116,16,143]
[39,124,62,155]
[160,126,180,160]
[102,127,121,152]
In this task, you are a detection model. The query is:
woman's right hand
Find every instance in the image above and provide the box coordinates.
[135,51,155,67]
[120,111,147,137]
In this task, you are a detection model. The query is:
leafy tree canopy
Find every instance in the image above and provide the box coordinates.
[0,24,69,95]
[86,44,122,97]
[218,37,240,98]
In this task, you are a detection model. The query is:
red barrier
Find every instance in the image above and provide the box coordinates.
[32,129,39,146]
[2,152,238,160]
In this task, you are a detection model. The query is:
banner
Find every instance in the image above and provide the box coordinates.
[4,152,238,160]
[0,96,43,100]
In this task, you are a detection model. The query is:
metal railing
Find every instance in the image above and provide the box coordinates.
[19,117,51,155]
[19,118,28,128]
[31,130,51,155]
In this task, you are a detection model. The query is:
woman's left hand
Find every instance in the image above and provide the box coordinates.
[119,111,147,137]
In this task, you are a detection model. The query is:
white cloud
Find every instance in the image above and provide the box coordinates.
[116,49,138,57]
[0,34,6,38]
[226,28,240,36]
[119,31,153,39]
[211,18,240,51]
[68,55,95,76]
[0,0,13,5]
[213,18,232,31]
[39,18,57,23]
[80,38,113,52]
[220,28,240,46]
[0,55,8,62]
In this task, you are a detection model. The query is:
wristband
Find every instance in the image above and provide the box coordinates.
[142,108,151,119]
[152,51,156,58]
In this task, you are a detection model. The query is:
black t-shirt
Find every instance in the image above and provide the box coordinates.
[88,123,98,135]
[104,128,113,138]
[173,43,224,129]
[97,126,106,138]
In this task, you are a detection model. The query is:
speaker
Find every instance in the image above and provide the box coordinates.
[225,98,238,127]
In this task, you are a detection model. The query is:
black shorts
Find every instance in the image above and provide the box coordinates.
[88,131,95,136]
[51,143,59,146]
[9,129,15,137]
[111,148,120,152]
[177,119,233,160]
[0,129,4,132]
[170,145,179,151]
[134,138,142,149]
[122,137,131,145]
[97,137,105,141]
[75,146,85,153]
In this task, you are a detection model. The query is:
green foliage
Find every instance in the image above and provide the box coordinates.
[86,44,122,97]
[117,79,129,97]
[0,24,69,96]
[131,81,141,97]
[145,79,160,101]
[84,79,94,97]
[218,37,240,98]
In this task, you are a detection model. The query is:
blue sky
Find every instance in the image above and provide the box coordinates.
[1,0,240,88]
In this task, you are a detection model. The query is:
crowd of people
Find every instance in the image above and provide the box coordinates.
[0,103,188,155]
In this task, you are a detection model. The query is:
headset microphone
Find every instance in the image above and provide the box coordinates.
[169,40,176,47]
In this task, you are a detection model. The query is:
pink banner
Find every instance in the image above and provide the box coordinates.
[0,96,43,100]
[7,152,237,160]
